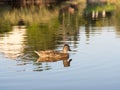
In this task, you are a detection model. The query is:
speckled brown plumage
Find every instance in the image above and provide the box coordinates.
[34,44,71,59]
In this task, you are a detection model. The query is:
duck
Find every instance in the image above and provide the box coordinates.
[34,44,71,59]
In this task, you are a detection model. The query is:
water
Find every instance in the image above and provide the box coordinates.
[0,17,120,90]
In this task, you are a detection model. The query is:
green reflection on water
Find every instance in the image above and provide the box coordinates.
[26,20,60,51]
[24,11,81,52]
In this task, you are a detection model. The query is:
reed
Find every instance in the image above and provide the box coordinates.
[1,6,59,26]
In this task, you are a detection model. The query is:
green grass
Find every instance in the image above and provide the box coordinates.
[85,4,116,13]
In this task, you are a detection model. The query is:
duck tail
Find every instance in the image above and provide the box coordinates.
[34,50,40,57]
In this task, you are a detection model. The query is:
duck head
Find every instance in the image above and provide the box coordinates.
[63,44,71,53]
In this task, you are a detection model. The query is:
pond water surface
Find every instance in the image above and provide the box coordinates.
[0,16,120,90]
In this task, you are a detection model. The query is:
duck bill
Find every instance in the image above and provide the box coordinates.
[69,48,72,51]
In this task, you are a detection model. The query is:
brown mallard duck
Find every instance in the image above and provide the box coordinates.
[34,44,71,59]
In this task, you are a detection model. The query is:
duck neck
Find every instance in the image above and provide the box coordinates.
[63,49,68,53]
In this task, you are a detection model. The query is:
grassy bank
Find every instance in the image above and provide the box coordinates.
[0,6,59,26]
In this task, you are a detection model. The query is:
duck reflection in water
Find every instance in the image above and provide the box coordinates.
[34,44,72,67]
[37,57,72,67]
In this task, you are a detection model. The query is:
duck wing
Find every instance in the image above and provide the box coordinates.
[34,50,60,57]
